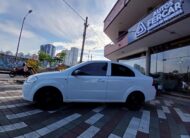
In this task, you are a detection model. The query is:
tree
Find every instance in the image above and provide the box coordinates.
[38,51,54,66]
[59,51,66,60]
[56,50,66,63]
[38,51,50,62]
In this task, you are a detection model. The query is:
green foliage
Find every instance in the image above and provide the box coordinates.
[38,50,55,67]
[56,50,66,61]
[59,51,66,59]
[38,51,52,62]
[38,50,66,67]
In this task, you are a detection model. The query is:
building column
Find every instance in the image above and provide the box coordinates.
[145,48,151,75]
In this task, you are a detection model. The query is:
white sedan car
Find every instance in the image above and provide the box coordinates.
[23,61,156,110]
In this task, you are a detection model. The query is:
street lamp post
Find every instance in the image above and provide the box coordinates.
[88,47,97,61]
[15,10,32,61]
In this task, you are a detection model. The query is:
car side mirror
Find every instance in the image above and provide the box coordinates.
[72,70,81,76]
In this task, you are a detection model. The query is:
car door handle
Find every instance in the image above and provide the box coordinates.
[97,79,105,82]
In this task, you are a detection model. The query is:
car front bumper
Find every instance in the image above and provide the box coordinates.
[22,81,34,102]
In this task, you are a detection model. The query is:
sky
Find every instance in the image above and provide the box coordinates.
[0,0,116,61]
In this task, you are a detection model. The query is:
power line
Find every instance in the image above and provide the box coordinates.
[60,0,113,60]
[61,0,88,63]
[61,0,85,21]
[61,0,112,46]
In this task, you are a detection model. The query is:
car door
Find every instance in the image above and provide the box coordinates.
[106,63,136,102]
[67,62,108,102]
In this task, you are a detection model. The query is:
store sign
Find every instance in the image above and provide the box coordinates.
[135,0,184,38]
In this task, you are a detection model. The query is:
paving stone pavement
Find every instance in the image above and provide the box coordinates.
[0,81,190,138]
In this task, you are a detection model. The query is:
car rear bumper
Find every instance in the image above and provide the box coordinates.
[146,86,156,102]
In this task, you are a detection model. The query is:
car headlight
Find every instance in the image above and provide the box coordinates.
[26,76,38,83]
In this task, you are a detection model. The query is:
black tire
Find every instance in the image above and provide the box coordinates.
[126,92,145,111]
[9,71,16,78]
[34,87,63,109]
[23,72,30,78]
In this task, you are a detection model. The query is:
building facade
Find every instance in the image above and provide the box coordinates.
[64,47,79,66]
[104,0,190,92]
[63,49,70,65]
[40,44,56,57]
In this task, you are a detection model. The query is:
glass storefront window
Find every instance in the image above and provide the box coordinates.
[151,53,163,74]
[151,45,190,93]
[119,56,146,74]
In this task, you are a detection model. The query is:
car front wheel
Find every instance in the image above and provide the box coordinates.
[34,87,63,109]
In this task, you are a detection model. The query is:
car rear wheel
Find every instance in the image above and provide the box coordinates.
[126,92,145,111]
[34,87,63,109]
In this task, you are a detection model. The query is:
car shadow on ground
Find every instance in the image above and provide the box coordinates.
[30,101,157,112]
[31,102,127,111]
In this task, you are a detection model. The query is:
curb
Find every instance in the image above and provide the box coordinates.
[162,92,190,99]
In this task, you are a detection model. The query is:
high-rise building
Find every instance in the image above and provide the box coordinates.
[62,49,70,65]
[40,44,56,57]
[64,47,79,66]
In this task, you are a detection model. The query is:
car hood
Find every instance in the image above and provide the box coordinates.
[32,71,68,79]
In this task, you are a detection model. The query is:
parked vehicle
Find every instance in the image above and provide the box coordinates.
[22,61,156,110]
[9,66,34,78]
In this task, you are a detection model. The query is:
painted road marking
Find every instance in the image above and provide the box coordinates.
[123,117,140,138]
[174,108,190,122]
[92,106,105,113]
[139,110,150,133]
[149,100,160,105]
[162,106,170,114]
[164,100,173,107]
[0,85,22,89]
[85,113,104,125]
[181,135,190,138]
[24,131,40,138]
[0,122,27,132]
[15,113,81,137]
[0,95,21,100]
[77,126,100,138]
[109,110,150,137]
[0,90,22,93]
[157,109,166,119]
[6,109,43,120]
[0,103,29,110]
[108,134,121,138]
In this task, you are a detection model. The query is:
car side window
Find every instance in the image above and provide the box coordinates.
[111,63,135,77]
[73,63,108,76]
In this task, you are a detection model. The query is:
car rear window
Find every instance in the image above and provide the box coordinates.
[111,63,135,77]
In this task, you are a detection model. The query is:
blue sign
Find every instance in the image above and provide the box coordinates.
[136,0,184,38]
[127,0,190,44]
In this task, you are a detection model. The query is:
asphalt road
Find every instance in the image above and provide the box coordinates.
[0,80,190,138]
